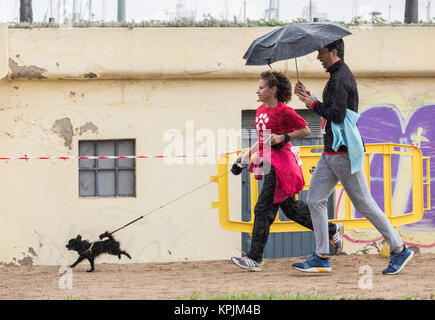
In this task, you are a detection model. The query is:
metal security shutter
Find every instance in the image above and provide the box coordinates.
[241,109,334,258]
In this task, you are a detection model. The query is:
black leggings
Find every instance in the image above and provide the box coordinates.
[247,166,337,262]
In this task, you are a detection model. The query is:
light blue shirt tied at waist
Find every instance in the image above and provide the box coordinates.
[331,109,365,174]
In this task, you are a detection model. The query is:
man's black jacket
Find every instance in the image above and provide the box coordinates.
[311,59,359,153]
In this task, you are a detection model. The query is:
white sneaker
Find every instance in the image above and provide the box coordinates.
[231,256,262,272]
[330,223,344,255]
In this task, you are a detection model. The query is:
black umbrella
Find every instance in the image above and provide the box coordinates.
[243,22,351,80]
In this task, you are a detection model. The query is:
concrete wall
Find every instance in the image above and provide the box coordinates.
[0,24,434,266]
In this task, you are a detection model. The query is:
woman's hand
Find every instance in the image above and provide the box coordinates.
[264,133,285,146]
[237,151,250,165]
[237,141,258,164]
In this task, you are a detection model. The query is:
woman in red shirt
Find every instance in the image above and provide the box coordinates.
[231,71,343,271]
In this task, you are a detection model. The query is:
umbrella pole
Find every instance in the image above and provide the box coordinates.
[295,58,300,83]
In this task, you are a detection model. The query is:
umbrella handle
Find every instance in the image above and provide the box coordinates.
[295,58,300,83]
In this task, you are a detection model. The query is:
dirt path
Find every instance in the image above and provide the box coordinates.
[0,253,434,300]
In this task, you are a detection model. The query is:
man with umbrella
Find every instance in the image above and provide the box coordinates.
[243,22,413,275]
[292,39,414,275]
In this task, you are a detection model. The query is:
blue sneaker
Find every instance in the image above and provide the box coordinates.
[292,253,331,273]
[383,245,414,275]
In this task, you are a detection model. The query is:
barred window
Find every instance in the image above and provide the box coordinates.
[79,139,136,197]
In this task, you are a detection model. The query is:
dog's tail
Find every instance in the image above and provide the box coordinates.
[99,231,113,240]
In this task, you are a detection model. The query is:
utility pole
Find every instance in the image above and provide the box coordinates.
[309,0,312,22]
[404,0,418,23]
[352,0,358,18]
[117,0,126,22]
[223,0,229,20]
[63,0,67,23]
[49,0,53,20]
[427,1,431,22]
[102,0,106,22]
[57,0,61,23]
[20,0,33,23]
[89,0,93,21]
[265,0,279,21]
[72,0,79,21]
[388,3,392,22]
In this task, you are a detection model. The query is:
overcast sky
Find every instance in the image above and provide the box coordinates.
[0,0,433,23]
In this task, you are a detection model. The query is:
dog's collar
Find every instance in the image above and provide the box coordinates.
[81,242,95,255]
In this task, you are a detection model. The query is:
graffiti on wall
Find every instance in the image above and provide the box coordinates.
[341,104,435,248]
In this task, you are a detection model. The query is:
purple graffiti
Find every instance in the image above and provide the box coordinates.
[358,104,435,231]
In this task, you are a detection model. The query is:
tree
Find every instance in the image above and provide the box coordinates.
[20,0,33,23]
[404,0,418,24]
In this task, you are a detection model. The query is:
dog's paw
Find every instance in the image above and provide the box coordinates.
[87,269,94,272]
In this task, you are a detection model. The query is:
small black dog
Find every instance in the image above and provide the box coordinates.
[66,232,131,272]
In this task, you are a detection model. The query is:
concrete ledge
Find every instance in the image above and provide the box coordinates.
[0,23,7,79]
[5,27,435,80]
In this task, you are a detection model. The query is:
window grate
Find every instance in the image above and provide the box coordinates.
[79,139,136,197]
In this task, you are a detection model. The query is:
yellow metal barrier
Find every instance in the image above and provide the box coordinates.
[210,143,429,233]
[423,156,431,211]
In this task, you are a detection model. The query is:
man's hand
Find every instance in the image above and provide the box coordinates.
[294,81,307,95]
[295,90,316,109]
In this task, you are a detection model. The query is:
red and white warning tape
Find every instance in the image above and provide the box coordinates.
[1,145,433,161]
[0,155,208,160]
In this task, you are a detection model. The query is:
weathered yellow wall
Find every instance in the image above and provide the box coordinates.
[0,24,434,266]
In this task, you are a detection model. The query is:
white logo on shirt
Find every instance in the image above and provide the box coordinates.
[256,113,269,131]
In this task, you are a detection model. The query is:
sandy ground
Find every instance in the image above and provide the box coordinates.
[0,253,434,300]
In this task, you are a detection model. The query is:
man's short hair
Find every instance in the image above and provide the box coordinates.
[326,39,344,59]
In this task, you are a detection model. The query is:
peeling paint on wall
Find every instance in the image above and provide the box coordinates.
[0,248,38,267]
[76,122,98,135]
[9,58,47,80]
[84,72,98,79]
[52,118,99,149]
[0,260,17,267]
[17,256,33,266]
[51,118,74,149]
[28,247,38,257]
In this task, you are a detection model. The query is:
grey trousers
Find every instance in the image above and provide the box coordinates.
[307,153,404,255]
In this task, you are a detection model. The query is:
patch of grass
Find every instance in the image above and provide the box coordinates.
[401,294,417,300]
[8,16,435,29]
[340,294,365,300]
[47,295,91,300]
[183,290,426,300]
[182,290,335,300]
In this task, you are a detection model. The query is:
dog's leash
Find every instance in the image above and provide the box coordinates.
[109,165,239,236]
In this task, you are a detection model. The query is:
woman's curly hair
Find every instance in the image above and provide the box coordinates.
[260,71,292,103]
